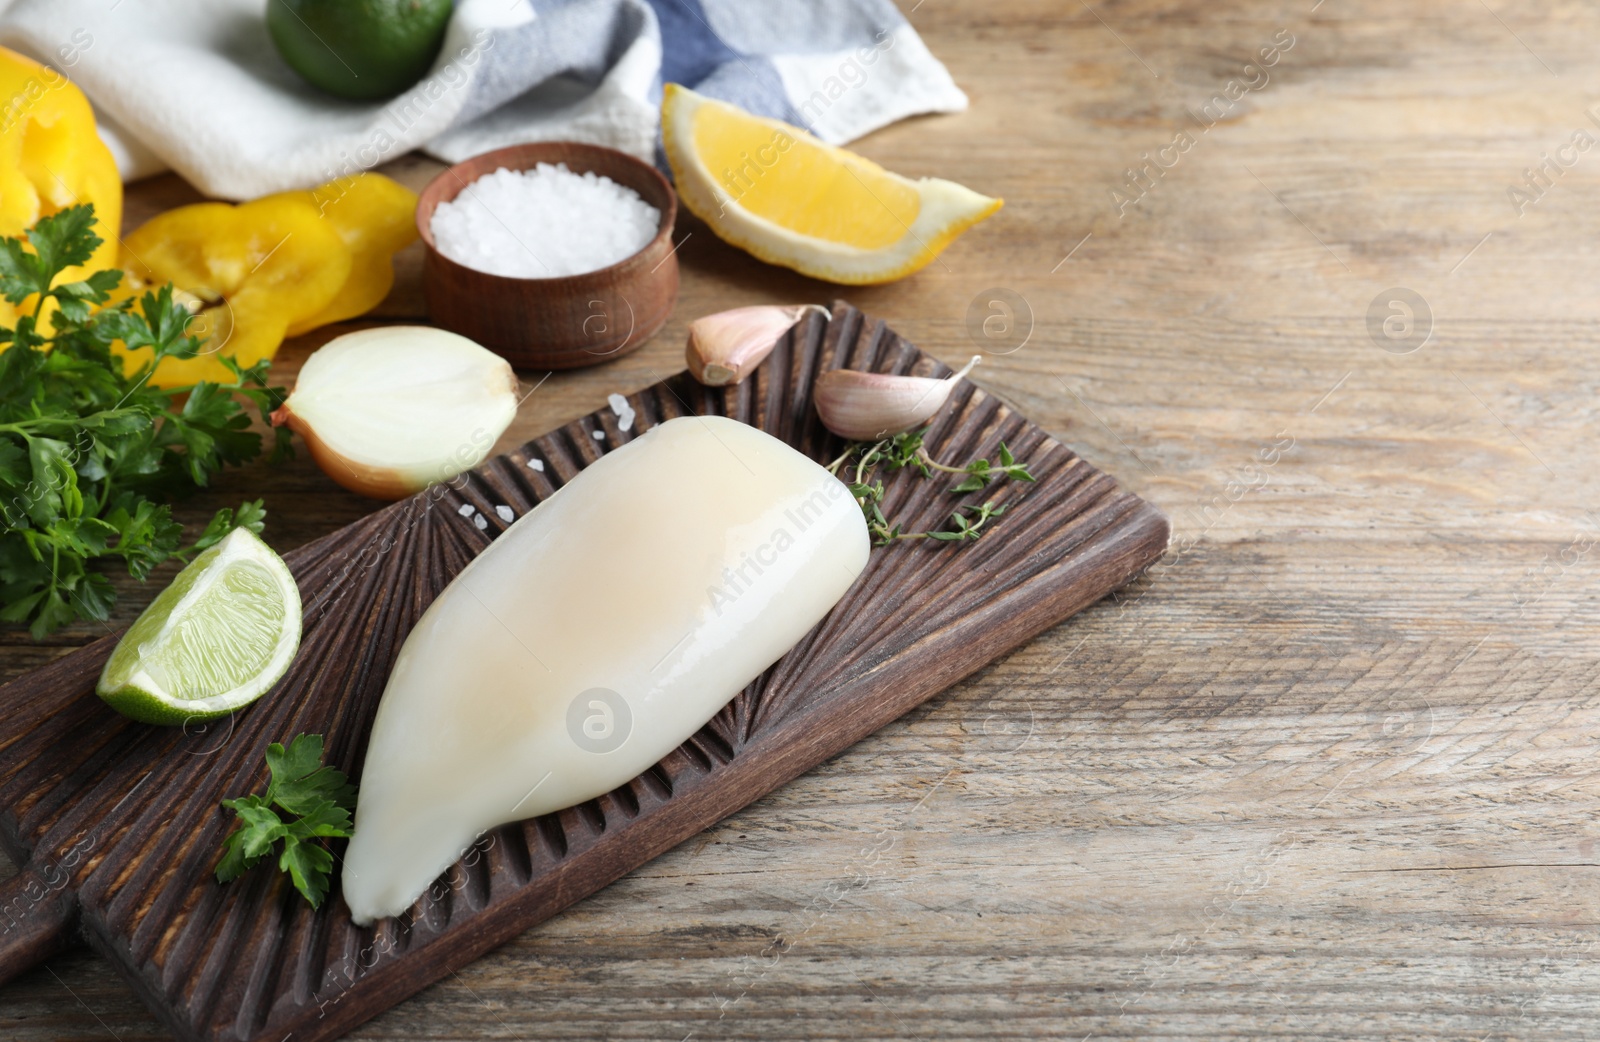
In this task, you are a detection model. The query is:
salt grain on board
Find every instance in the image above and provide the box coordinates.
[457,503,475,517]
[527,458,544,472]
[473,513,488,530]
[495,505,514,523]
[592,430,605,441]
[608,393,636,432]
[430,163,660,279]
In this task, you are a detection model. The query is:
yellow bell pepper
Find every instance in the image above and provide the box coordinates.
[117,173,417,387]
[280,172,418,336]
[0,45,121,329]
[118,196,351,386]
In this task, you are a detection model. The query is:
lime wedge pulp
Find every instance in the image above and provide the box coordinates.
[97,527,302,726]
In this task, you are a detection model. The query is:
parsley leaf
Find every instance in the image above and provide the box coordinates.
[217,734,356,907]
[278,834,338,909]
[0,204,291,637]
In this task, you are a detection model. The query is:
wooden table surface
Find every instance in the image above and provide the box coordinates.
[8,1,1600,1039]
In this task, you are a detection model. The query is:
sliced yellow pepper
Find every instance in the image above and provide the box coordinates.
[0,45,121,329]
[118,196,351,386]
[278,172,418,336]
[117,173,417,387]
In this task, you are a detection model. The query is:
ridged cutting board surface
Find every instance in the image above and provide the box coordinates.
[0,303,1169,1042]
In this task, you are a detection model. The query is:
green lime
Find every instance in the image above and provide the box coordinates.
[97,528,302,727]
[267,0,454,102]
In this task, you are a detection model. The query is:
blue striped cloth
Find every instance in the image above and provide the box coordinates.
[641,0,969,166]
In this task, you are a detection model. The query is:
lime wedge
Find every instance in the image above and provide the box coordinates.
[97,528,302,726]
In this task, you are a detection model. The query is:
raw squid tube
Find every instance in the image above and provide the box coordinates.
[341,415,869,924]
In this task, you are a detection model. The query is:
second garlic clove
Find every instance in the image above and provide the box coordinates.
[814,355,981,441]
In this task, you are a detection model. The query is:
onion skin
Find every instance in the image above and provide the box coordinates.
[271,404,432,500]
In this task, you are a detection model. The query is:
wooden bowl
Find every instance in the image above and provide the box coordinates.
[416,142,679,369]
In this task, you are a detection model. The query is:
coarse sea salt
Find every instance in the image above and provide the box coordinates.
[608,392,636,432]
[431,163,660,279]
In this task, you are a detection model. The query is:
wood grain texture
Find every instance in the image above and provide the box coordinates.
[0,866,76,985]
[0,306,1165,1041]
[9,0,1600,1039]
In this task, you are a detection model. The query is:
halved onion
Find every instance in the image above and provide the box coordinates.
[272,326,519,500]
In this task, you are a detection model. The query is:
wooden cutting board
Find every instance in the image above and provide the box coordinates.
[0,303,1168,1042]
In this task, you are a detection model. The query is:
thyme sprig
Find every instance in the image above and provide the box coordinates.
[826,428,1035,545]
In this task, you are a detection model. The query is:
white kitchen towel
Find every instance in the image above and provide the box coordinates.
[0,0,968,200]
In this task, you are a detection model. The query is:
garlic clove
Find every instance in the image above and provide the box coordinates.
[686,304,828,386]
[814,355,980,441]
[271,326,519,500]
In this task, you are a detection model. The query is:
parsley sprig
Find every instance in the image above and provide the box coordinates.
[217,734,357,908]
[827,428,1035,545]
[0,204,291,637]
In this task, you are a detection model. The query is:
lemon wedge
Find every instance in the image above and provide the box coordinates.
[661,84,1002,284]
